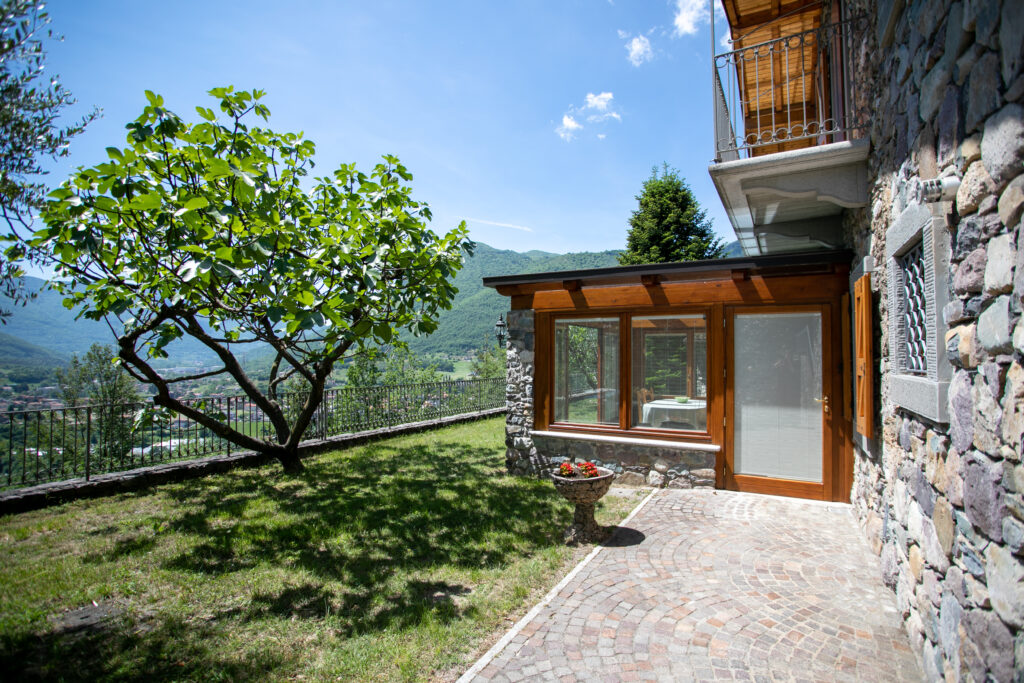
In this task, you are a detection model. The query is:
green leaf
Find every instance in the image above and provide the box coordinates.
[184,196,209,211]
[127,193,162,211]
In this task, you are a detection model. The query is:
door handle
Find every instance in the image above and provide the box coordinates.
[814,396,830,414]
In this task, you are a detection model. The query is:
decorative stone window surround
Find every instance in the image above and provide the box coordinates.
[885,201,951,423]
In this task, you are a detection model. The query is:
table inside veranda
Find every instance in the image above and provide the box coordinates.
[640,398,708,430]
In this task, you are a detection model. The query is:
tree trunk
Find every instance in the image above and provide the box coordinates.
[277,448,304,474]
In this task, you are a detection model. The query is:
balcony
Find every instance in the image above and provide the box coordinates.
[709,7,870,256]
[713,16,868,161]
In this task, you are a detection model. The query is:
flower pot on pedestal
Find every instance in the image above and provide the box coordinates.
[550,465,615,545]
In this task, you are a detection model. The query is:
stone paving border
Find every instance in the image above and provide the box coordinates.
[457,488,659,683]
[0,407,504,515]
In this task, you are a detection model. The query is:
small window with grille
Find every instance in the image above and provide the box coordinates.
[885,202,952,423]
[898,242,927,375]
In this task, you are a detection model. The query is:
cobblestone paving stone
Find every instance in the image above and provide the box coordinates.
[470,489,922,682]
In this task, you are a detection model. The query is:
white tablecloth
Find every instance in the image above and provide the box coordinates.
[641,399,707,428]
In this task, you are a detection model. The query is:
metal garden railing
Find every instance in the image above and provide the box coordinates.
[1,377,506,490]
[713,16,868,161]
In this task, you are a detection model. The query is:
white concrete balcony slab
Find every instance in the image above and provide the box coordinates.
[708,138,869,255]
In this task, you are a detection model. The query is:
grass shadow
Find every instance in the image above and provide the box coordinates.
[1,429,579,680]
[0,611,284,682]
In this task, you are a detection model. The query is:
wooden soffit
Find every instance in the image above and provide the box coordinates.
[720,0,822,38]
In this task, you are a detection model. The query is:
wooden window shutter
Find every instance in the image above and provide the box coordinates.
[854,274,873,438]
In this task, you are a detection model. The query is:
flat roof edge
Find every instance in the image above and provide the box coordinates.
[482,250,853,289]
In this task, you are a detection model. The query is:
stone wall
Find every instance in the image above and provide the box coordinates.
[502,310,716,487]
[532,434,716,489]
[504,309,543,475]
[0,407,506,515]
[848,0,1024,678]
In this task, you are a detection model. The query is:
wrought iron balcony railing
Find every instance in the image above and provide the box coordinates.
[713,16,868,162]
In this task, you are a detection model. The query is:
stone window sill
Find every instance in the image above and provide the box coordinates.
[889,374,949,423]
[530,430,721,452]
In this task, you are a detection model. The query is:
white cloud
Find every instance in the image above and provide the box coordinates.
[584,92,614,111]
[597,134,607,140]
[626,35,653,66]
[617,29,629,39]
[673,0,706,35]
[461,217,533,233]
[557,92,621,141]
[556,114,583,141]
[673,0,725,36]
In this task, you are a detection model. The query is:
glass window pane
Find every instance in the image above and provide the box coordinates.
[553,318,620,425]
[734,312,823,482]
[631,315,707,431]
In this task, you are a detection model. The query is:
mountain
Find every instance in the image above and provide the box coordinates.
[0,331,67,369]
[0,239,740,367]
[721,240,743,258]
[405,244,622,356]
[721,240,743,257]
[0,277,226,366]
[0,278,114,356]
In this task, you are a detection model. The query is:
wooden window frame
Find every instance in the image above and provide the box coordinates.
[540,306,716,444]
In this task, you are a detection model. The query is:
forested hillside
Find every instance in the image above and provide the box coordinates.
[404,243,621,356]
[0,240,739,368]
[0,277,222,366]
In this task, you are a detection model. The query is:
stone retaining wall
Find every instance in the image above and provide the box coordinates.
[0,407,505,516]
[847,0,1024,678]
[532,434,716,488]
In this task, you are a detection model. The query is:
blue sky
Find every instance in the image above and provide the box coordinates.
[43,0,732,255]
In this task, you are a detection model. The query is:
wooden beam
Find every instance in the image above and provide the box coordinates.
[522,273,849,312]
[562,279,582,292]
[641,274,661,287]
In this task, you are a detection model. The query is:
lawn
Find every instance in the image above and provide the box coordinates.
[0,417,643,682]
[441,359,474,380]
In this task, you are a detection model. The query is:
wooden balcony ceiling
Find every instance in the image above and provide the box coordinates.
[721,0,821,36]
[720,0,824,156]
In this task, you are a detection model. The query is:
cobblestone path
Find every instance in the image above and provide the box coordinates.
[467,489,921,682]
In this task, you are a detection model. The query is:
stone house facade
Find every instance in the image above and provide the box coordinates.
[843,0,1023,678]
[489,0,1023,677]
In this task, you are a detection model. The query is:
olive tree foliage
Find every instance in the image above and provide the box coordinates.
[618,163,723,265]
[343,346,441,389]
[0,0,97,312]
[55,343,140,466]
[470,340,505,379]
[31,87,472,472]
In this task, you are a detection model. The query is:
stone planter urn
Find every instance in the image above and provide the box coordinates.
[550,466,615,544]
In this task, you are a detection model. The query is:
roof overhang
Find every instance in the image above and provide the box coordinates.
[708,139,870,256]
[483,249,852,295]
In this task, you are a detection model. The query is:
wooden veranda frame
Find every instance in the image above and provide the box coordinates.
[491,255,855,501]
